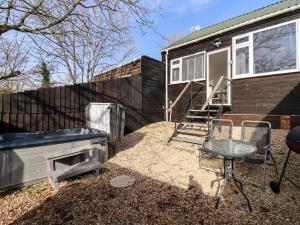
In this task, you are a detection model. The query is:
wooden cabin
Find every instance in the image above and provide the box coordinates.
[162,0,300,130]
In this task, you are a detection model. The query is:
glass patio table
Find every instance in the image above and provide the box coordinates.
[203,139,257,212]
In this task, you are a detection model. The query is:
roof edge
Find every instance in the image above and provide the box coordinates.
[93,55,162,77]
[161,4,300,53]
[93,56,142,77]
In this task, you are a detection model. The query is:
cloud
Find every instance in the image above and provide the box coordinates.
[159,0,216,16]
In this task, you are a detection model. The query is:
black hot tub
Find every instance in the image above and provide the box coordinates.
[0,128,108,191]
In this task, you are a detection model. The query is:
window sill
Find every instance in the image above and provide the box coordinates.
[169,78,206,85]
[232,69,300,80]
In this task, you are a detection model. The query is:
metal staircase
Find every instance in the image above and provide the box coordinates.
[167,76,231,144]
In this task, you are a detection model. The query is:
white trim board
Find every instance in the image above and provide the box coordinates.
[206,47,231,105]
[170,51,206,84]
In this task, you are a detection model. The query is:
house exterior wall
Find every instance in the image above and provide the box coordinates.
[163,10,300,128]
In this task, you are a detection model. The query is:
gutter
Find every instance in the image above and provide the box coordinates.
[161,4,300,52]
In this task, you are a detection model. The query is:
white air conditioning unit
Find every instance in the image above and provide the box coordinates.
[86,103,125,145]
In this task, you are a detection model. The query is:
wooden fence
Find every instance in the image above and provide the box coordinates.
[0,75,164,133]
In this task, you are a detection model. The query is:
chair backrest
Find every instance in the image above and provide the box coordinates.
[209,119,233,140]
[241,120,271,154]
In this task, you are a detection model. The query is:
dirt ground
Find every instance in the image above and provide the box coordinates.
[0,122,299,225]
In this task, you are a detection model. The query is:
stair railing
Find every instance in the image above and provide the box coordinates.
[200,76,231,111]
[167,81,205,121]
[205,76,231,135]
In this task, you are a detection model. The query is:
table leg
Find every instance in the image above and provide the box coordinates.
[216,158,252,211]
[232,160,252,212]
[216,165,228,209]
[233,177,252,212]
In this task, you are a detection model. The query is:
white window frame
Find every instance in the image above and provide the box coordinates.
[170,51,206,84]
[232,19,300,79]
[170,59,181,83]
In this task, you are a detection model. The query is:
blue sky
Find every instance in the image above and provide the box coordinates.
[131,0,279,60]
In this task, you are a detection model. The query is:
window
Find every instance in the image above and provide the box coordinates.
[170,52,205,84]
[236,36,249,44]
[171,60,180,82]
[233,20,300,78]
[172,67,180,81]
[236,47,249,75]
[253,23,296,73]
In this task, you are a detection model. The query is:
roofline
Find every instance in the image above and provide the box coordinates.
[93,56,142,77]
[161,4,300,53]
[93,55,162,77]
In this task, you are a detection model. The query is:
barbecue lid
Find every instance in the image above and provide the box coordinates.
[286,126,300,144]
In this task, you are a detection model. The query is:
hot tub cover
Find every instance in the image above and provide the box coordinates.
[0,128,107,150]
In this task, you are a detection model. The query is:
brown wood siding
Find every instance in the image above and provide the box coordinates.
[166,10,300,122]
[141,56,165,122]
[93,59,141,82]
[230,73,300,115]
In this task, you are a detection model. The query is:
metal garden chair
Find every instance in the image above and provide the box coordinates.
[199,119,233,170]
[238,120,278,189]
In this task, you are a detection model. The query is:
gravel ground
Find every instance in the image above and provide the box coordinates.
[0,121,299,225]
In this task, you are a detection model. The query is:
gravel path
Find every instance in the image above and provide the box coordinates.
[0,122,299,225]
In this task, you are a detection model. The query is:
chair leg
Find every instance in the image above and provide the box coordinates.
[269,151,278,174]
[262,150,268,190]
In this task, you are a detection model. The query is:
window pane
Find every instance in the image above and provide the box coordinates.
[172,68,179,82]
[172,60,180,65]
[181,53,204,81]
[236,47,249,75]
[182,59,188,81]
[254,23,296,74]
[236,36,249,44]
[187,57,195,80]
[195,54,203,79]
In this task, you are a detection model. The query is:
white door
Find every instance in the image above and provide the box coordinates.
[206,47,231,105]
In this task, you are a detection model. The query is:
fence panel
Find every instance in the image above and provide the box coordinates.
[0,76,160,133]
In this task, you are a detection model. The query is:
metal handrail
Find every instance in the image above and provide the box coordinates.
[200,76,231,111]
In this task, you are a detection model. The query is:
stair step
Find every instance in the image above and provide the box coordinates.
[185,115,216,119]
[180,122,208,127]
[189,109,219,112]
[190,104,220,109]
[176,128,208,136]
[215,90,227,94]
[172,137,205,145]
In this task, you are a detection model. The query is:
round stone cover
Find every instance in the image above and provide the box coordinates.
[110,175,135,188]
